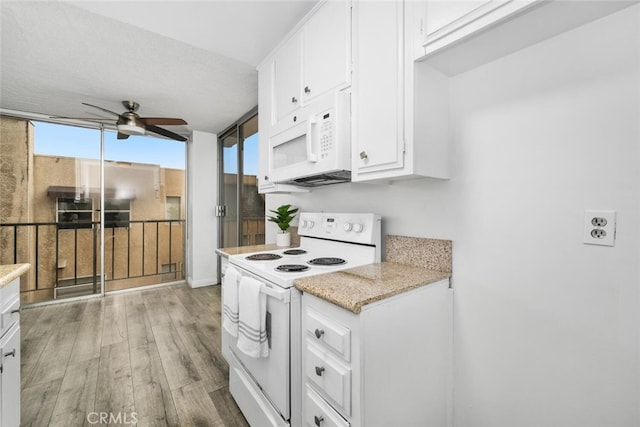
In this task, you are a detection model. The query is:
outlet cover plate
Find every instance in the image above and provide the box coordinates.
[583,210,616,246]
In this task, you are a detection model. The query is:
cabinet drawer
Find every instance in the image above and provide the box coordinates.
[305,341,351,416]
[1,296,19,336]
[0,279,20,336]
[304,385,349,427]
[305,308,350,361]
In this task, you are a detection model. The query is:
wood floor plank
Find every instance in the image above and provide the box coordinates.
[49,357,99,427]
[172,286,219,327]
[95,341,135,416]
[130,342,180,426]
[173,380,225,427]
[161,289,196,327]
[142,289,173,326]
[101,294,128,347]
[57,300,87,324]
[20,333,50,389]
[176,323,228,392]
[126,291,155,349]
[19,305,45,338]
[25,320,81,387]
[209,386,249,427]
[21,378,62,427]
[23,303,65,339]
[152,323,201,390]
[69,298,105,364]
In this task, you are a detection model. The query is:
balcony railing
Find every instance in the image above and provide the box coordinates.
[0,219,185,303]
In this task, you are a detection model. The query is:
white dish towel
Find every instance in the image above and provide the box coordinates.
[237,276,269,358]
[222,266,240,337]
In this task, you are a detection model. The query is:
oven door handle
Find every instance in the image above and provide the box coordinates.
[261,284,290,303]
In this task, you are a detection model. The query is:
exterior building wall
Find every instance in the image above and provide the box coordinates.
[0,116,36,297]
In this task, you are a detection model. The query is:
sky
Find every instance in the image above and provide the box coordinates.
[34,121,259,175]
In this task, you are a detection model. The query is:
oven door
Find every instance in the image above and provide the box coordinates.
[222,267,291,420]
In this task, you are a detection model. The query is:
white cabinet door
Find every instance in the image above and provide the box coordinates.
[1,325,20,427]
[352,1,405,177]
[272,32,303,126]
[302,1,351,104]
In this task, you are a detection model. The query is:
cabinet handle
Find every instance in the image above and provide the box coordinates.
[314,415,324,426]
[304,86,311,94]
[293,116,297,122]
[314,328,324,339]
[315,366,325,376]
[3,349,15,358]
[264,176,269,181]
[10,309,19,314]
[360,151,368,160]
[291,96,298,103]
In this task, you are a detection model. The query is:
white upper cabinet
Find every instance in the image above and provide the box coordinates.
[269,1,351,136]
[351,1,450,182]
[415,0,634,76]
[272,32,303,126]
[302,1,352,103]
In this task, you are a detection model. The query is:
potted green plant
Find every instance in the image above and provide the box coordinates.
[268,204,298,247]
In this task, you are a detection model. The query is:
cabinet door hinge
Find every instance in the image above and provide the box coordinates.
[215,205,227,217]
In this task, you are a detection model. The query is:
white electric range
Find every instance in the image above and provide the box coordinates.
[222,212,381,427]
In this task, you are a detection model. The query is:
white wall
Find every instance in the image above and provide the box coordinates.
[187,130,219,288]
[268,7,640,426]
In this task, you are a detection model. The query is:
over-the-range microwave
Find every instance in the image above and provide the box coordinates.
[269,91,350,186]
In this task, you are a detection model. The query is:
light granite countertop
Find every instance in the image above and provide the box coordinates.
[0,263,31,287]
[294,262,450,314]
[216,244,291,258]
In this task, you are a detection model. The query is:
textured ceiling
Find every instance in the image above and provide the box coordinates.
[0,1,316,137]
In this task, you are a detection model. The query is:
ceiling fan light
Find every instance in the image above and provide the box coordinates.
[117,124,146,136]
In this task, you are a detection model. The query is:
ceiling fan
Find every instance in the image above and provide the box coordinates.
[54,101,188,142]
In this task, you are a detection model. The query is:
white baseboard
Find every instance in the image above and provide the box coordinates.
[187,276,219,288]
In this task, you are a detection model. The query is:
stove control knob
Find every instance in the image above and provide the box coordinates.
[343,222,353,232]
[307,220,315,229]
[353,223,364,233]
[300,219,307,228]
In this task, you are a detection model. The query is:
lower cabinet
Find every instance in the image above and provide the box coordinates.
[0,324,20,427]
[0,277,21,427]
[301,279,452,427]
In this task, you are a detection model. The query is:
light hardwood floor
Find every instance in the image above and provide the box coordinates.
[20,283,249,427]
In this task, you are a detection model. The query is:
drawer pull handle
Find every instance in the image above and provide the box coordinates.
[314,415,324,426]
[292,96,298,103]
[4,349,15,358]
[315,366,325,376]
[314,328,324,339]
[304,86,311,94]
[10,309,19,315]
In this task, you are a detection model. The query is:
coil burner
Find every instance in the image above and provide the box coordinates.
[246,253,282,261]
[307,257,347,266]
[275,264,310,272]
[283,249,307,255]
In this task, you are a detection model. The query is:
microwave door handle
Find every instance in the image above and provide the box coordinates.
[306,115,318,163]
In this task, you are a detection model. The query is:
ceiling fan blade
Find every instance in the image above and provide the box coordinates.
[117,132,130,140]
[82,102,122,118]
[139,117,187,126]
[50,116,115,123]
[145,124,187,142]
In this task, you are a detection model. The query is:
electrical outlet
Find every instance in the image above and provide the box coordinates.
[583,210,616,246]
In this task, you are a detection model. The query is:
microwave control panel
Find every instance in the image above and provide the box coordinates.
[318,111,333,160]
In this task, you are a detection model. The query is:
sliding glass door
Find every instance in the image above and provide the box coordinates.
[0,116,186,304]
[218,109,264,250]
